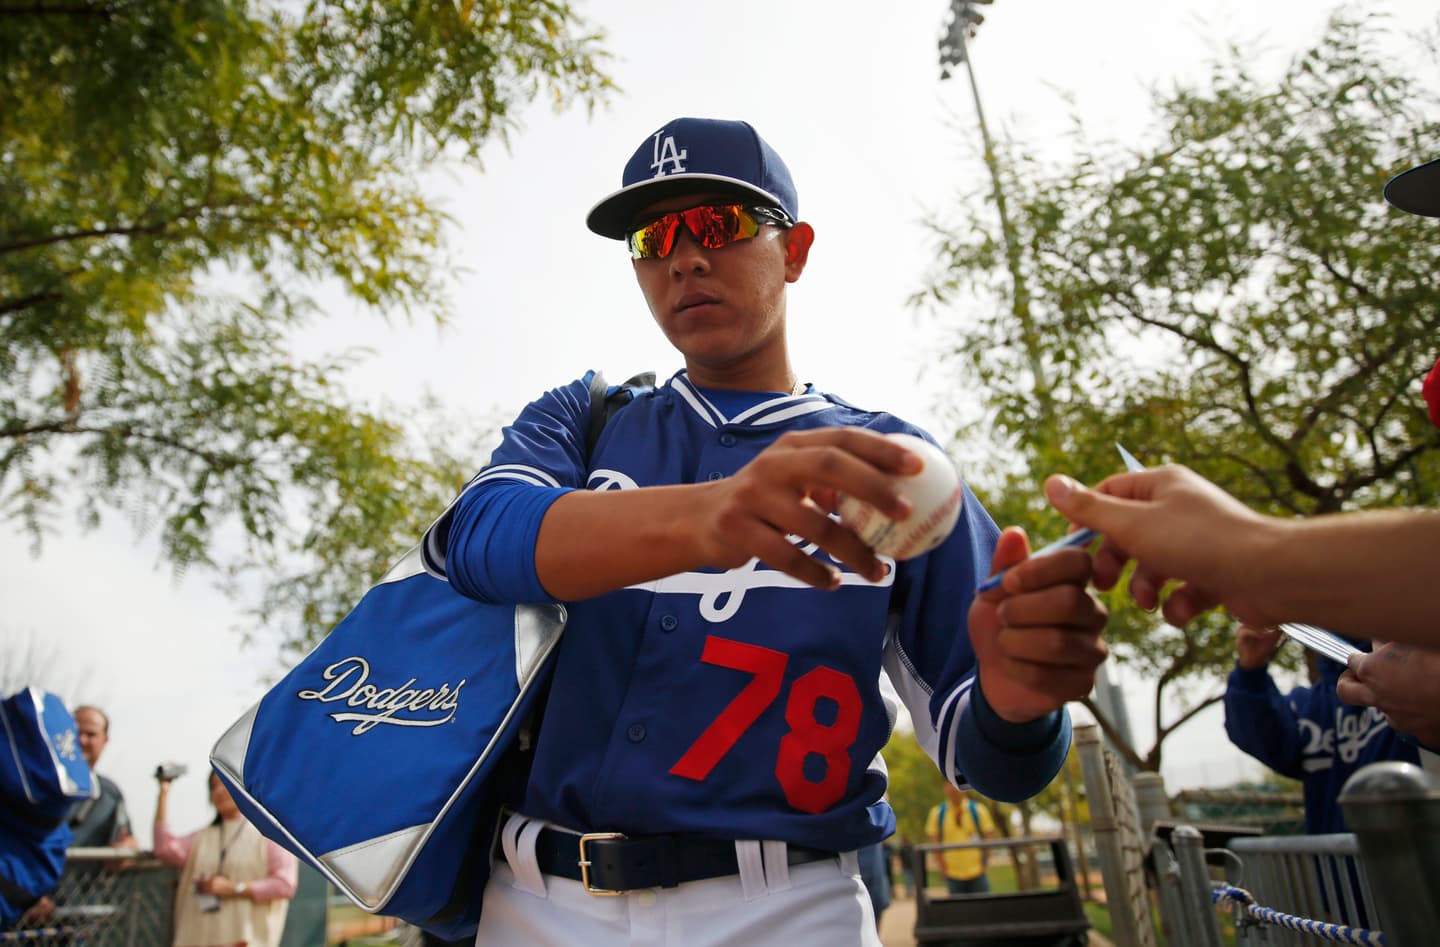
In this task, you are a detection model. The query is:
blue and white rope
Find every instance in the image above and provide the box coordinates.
[1211,883,1385,946]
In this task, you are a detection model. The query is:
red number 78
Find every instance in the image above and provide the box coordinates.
[668,635,863,814]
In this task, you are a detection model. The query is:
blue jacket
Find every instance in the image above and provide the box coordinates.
[1223,656,1419,835]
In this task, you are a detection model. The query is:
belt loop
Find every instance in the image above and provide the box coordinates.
[839,849,860,877]
[514,819,550,898]
[500,814,549,898]
[761,840,792,893]
[734,840,766,901]
[500,812,525,870]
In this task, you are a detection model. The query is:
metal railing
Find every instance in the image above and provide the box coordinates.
[2,848,175,946]
[4,847,330,946]
[1075,721,1440,947]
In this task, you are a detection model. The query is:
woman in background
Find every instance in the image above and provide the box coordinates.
[152,768,297,947]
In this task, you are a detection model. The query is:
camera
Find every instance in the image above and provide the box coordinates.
[154,762,188,781]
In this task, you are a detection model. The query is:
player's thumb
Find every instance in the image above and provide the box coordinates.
[979,526,1030,600]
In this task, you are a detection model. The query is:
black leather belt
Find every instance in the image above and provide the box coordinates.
[534,827,836,895]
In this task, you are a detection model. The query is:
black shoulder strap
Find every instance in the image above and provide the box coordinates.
[585,371,655,461]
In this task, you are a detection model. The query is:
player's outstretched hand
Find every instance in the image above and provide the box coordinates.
[1043,465,1274,629]
[697,427,922,590]
[969,527,1109,724]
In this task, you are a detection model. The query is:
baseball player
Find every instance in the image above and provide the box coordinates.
[424,117,1109,945]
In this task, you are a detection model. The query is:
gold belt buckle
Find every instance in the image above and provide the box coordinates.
[577,832,627,896]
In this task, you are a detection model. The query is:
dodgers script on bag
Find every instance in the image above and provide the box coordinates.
[296,657,465,735]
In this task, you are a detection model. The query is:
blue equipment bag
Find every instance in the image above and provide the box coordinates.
[211,559,565,939]
[0,820,72,930]
[0,688,92,929]
[0,688,95,834]
[211,370,652,940]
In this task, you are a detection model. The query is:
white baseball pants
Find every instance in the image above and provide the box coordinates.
[473,815,882,946]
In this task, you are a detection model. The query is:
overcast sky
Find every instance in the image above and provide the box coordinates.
[7,0,1435,841]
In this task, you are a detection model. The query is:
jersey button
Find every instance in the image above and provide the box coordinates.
[627,724,646,743]
[719,432,737,447]
[659,615,678,632]
[706,471,724,481]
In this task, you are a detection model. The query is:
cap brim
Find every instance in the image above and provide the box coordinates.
[1383,158,1440,218]
[586,174,784,239]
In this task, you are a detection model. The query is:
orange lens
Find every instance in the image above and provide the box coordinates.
[628,204,764,259]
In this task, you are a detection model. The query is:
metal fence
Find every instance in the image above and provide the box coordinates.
[1075,723,1440,947]
[4,849,329,947]
[2,849,176,946]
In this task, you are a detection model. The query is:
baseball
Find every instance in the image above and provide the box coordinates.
[837,433,964,560]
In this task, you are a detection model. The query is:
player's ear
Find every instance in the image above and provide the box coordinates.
[783,222,814,282]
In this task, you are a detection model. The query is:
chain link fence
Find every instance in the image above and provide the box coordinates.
[5,848,328,947]
[2,849,176,946]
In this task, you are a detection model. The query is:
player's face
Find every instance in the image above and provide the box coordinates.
[74,708,108,768]
[630,192,812,387]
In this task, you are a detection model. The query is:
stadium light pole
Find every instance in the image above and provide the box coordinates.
[937,0,1045,393]
[939,2,1138,772]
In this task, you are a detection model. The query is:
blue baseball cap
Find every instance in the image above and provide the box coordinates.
[586,117,799,239]
[1383,157,1440,217]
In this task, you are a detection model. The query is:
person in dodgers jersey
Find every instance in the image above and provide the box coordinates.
[422,117,1110,945]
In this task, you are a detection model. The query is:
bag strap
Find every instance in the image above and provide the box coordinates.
[585,371,655,460]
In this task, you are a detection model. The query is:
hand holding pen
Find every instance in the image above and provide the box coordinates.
[976,445,1141,594]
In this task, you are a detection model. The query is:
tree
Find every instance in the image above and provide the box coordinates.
[882,730,947,844]
[1,1,613,652]
[917,12,1440,773]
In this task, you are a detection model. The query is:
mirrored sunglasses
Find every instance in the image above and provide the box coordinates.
[627,203,792,260]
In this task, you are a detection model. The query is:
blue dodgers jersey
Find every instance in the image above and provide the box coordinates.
[438,371,1004,852]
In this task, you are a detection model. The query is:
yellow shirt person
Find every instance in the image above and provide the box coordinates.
[925,785,997,894]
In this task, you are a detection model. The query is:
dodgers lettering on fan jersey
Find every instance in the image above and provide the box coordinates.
[424,371,1070,852]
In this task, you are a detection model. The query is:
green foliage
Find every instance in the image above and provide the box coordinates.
[882,730,946,843]
[919,12,1440,770]
[0,1,612,652]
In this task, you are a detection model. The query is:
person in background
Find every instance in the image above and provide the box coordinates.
[151,768,297,947]
[1224,625,1420,834]
[925,784,996,895]
[895,836,917,897]
[18,704,138,927]
[1337,642,1440,773]
[856,840,891,931]
[67,706,137,849]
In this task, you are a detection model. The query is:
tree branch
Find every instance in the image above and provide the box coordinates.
[0,289,63,317]
[0,217,198,255]
[1077,695,1148,771]
[0,4,122,16]
[1,418,240,469]
[1156,691,1224,743]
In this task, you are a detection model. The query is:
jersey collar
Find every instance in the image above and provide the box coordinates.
[667,370,832,428]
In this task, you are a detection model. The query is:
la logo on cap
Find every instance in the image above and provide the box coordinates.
[650,131,688,178]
